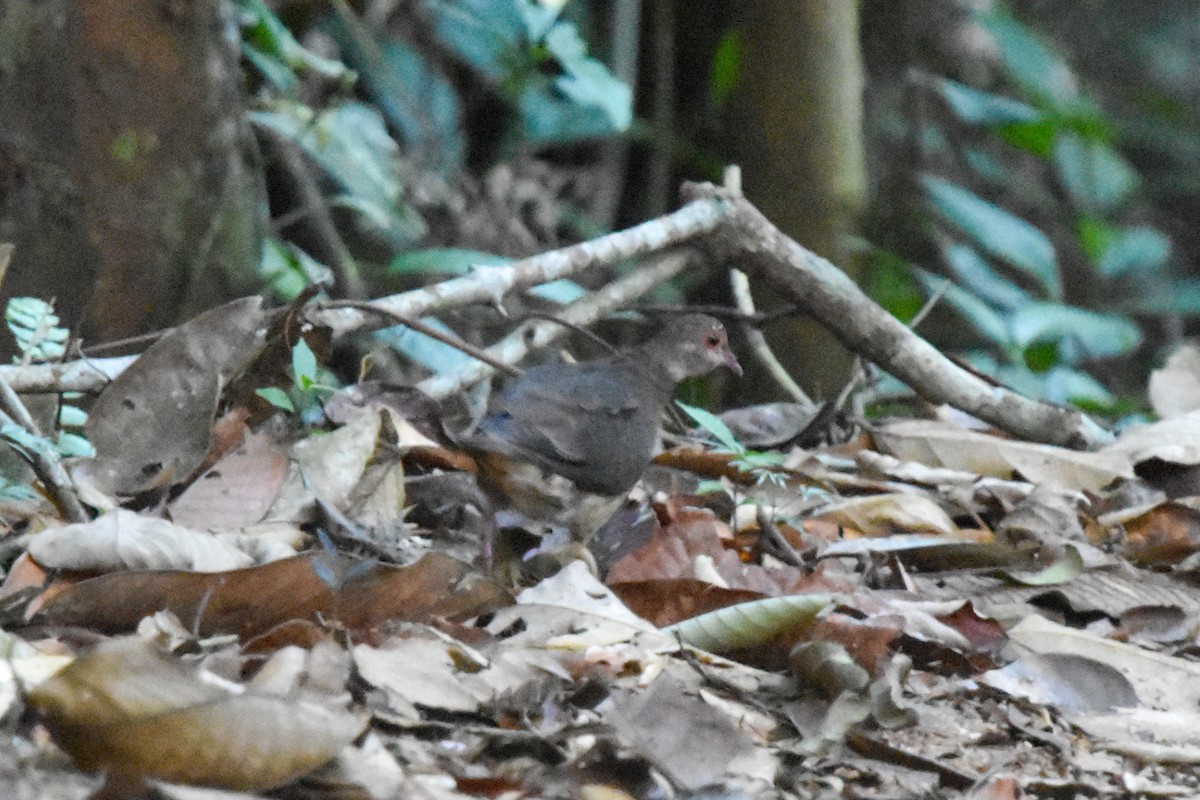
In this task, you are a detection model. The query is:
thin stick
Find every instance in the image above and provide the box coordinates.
[730,268,813,406]
[417,250,696,400]
[320,300,522,377]
[0,375,87,522]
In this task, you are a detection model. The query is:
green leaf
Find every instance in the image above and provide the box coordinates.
[915,271,1011,348]
[324,10,464,169]
[1116,279,1200,315]
[375,317,474,375]
[865,250,925,323]
[1040,366,1117,407]
[256,387,295,413]
[664,594,834,653]
[937,79,1042,127]
[525,279,587,305]
[709,31,742,108]
[1009,303,1141,358]
[941,243,1030,310]
[291,339,318,385]
[55,432,94,459]
[258,239,325,301]
[58,405,88,428]
[1052,132,1139,212]
[975,5,1080,110]
[425,0,527,83]
[1086,224,1171,278]
[251,103,421,246]
[6,297,68,363]
[386,248,511,276]
[676,401,744,455]
[922,175,1060,299]
[544,23,632,134]
[997,117,1060,158]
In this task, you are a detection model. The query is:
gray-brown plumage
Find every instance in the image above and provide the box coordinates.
[466,314,741,525]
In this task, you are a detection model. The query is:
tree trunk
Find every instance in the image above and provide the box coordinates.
[729,0,868,399]
[0,0,264,348]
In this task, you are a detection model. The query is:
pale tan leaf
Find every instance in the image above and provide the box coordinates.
[814,492,958,536]
[1148,342,1200,419]
[28,509,255,572]
[28,637,363,791]
[170,429,289,530]
[1102,409,1200,467]
[663,594,834,654]
[875,419,1132,492]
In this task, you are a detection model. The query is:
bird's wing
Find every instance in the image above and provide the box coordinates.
[478,361,644,467]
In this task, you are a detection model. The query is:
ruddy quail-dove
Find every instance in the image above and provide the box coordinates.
[465,314,741,535]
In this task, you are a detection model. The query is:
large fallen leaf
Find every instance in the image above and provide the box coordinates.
[74,297,269,496]
[27,509,258,573]
[1102,409,1200,467]
[664,594,834,654]
[813,493,958,537]
[1007,614,1200,712]
[874,419,1132,492]
[267,408,408,524]
[31,552,508,639]
[353,629,556,719]
[28,636,363,791]
[981,652,1138,713]
[169,429,289,530]
[603,672,756,790]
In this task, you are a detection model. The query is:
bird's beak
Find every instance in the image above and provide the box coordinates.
[724,348,743,376]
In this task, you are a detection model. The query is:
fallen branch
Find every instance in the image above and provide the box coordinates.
[683,181,1111,450]
[1,178,1111,450]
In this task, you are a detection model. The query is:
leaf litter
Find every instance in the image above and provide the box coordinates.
[7,297,1200,798]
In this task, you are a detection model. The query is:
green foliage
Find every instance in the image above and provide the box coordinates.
[709,31,742,109]
[256,339,339,425]
[1,299,94,501]
[258,239,333,302]
[677,401,786,488]
[234,0,634,306]
[252,101,424,250]
[877,2,1192,413]
[6,297,67,365]
[424,0,631,144]
[234,0,350,95]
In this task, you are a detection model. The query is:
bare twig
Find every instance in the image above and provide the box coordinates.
[255,122,367,299]
[730,268,813,406]
[417,250,696,400]
[306,197,727,341]
[320,300,522,377]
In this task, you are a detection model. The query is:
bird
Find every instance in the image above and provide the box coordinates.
[463,313,741,537]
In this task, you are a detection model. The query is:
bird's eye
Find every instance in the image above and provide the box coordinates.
[705,332,722,348]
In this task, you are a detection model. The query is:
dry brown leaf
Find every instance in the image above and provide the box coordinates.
[28,637,363,791]
[814,493,958,537]
[30,551,509,639]
[75,297,269,497]
[874,419,1132,492]
[170,429,289,530]
[1122,503,1200,565]
[606,506,835,598]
